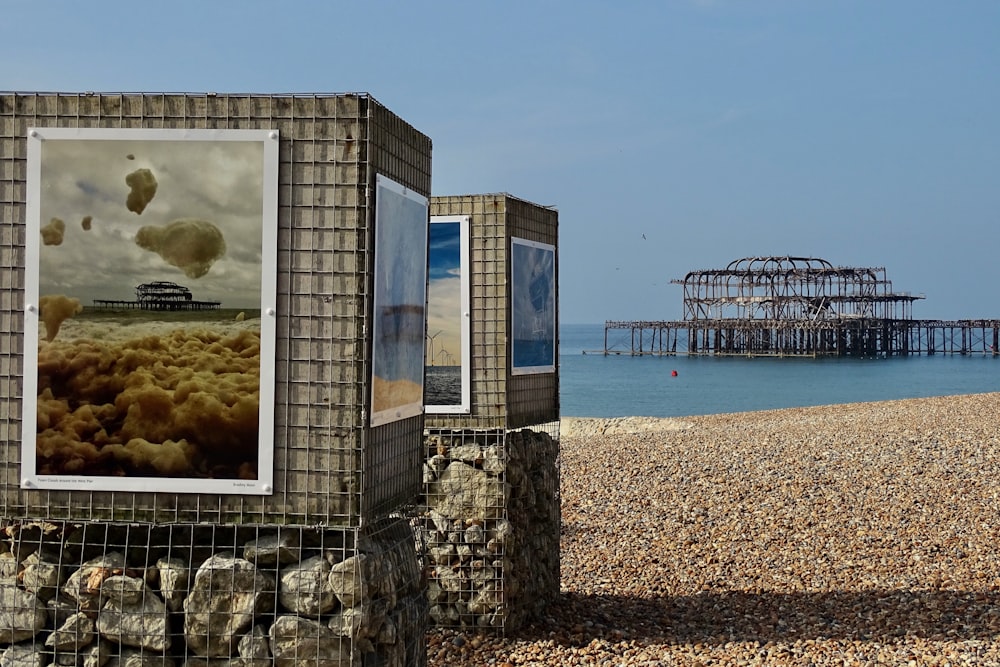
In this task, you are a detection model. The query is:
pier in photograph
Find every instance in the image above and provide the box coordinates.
[93,281,221,311]
[601,256,1000,357]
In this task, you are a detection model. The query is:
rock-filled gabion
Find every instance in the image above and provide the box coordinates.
[0,519,426,666]
[412,427,559,631]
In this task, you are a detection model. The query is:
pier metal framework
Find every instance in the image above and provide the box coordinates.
[92,281,222,311]
[601,256,1000,357]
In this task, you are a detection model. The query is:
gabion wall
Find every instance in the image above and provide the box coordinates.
[0,517,425,666]
[412,425,559,631]
[417,195,560,631]
[0,92,433,665]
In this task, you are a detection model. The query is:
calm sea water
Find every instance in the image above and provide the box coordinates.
[559,323,1000,418]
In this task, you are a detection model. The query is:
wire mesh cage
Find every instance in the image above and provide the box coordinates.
[0,91,430,527]
[412,423,559,632]
[0,517,426,665]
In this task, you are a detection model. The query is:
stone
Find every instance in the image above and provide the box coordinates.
[243,531,301,567]
[237,623,271,667]
[183,555,275,658]
[45,594,78,630]
[328,598,389,641]
[464,523,486,545]
[482,445,505,474]
[0,583,47,643]
[45,611,94,650]
[100,575,146,605]
[426,462,507,521]
[63,553,126,608]
[269,615,355,667]
[154,558,188,613]
[0,554,17,580]
[447,444,484,464]
[81,637,114,667]
[278,555,336,617]
[19,552,62,602]
[105,646,177,666]
[328,554,371,609]
[0,644,46,667]
[96,584,171,652]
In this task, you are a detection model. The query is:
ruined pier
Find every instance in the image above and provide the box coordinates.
[602,256,999,357]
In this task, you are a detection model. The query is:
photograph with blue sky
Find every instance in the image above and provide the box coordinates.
[511,238,556,373]
[426,216,468,410]
[426,217,463,367]
[4,1,999,323]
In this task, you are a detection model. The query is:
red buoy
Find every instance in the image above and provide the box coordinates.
[671,370,678,377]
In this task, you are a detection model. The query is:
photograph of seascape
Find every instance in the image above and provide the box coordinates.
[425,215,468,411]
[25,129,276,493]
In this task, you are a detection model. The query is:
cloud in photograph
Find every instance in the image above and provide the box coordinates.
[134,218,227,279]
[37,136,265,308]
[125,167,158,214]
[40,217,66,246]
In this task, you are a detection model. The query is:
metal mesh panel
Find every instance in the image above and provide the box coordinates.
[0,516,426,666]
[0,92,431,527]
[412,423,560,632]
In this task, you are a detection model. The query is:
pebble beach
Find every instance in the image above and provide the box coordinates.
[427,393,1000,666]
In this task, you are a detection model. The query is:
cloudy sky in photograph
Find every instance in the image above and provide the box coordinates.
[35,135,265,309]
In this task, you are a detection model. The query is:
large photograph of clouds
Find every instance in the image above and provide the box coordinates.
[511,237,556,375]
[425,216,470,413]
[370,175,429,427]
[22,127,278,495]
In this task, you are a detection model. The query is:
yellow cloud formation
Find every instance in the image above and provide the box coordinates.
[125,168,158,214]
[36,327,261,479]
[40,218,66,246]
[38,294,82,342]
[134,218,227,279]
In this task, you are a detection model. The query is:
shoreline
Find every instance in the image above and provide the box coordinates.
[559,390,1000,437]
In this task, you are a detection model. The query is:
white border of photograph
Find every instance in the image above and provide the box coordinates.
[510,236,557,375]
[426,215,471,414]
[22,127,279,495]
[370,174,429,427]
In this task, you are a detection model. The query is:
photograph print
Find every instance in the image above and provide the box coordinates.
[370,175,429,427]
[22,127,278,495]
[511,236,556,375]
[425,215,470,413]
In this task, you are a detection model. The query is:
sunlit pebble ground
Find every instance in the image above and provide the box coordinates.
[427,393,1000,666]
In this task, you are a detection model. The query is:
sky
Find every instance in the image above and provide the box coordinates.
[5,1,999,323]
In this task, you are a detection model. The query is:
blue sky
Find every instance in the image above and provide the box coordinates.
[6,1,999,323]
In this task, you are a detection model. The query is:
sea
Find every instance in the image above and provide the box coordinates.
[559,323,1000,418]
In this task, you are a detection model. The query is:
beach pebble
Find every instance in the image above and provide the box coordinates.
[427,393,1000,665]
